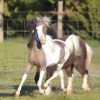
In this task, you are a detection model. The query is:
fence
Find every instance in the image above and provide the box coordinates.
[1,19,100,68]
[1,10,100,68]
[0,12,100,91]
[4,19,100,39]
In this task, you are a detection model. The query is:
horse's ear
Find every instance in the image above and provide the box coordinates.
[36,17,41,21]
[42,16,51,22]
[42,16,51,27]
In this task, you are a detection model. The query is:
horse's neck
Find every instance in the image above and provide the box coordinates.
[31,40,40,50]
[46,35,56,52]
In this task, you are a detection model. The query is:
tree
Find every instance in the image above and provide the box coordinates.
[64,0,100,39]
[3,0,100,39]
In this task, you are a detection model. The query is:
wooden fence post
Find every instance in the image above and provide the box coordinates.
[58,0,63,38]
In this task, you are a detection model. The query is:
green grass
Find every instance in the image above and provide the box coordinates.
[0,38,28,68]
[86,40,100,67]
[0,38,100,100]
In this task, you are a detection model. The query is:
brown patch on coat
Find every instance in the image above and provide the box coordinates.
[63,37,88,77]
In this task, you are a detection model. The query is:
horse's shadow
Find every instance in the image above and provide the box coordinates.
[0,85,95,97]
[0,85,65,97]
[0,85,38,97]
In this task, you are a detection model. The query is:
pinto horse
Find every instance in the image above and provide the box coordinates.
[32,17,93,94]
[44,34,93,94]
[15,17,92,96]
[15,17,70,96]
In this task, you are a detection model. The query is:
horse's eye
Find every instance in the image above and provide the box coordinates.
[32,30,34,34]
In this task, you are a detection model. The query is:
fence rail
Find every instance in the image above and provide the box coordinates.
[3,18,100,39]
[0,10,100,68]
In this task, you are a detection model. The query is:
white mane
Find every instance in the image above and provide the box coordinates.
[36,16,51,27]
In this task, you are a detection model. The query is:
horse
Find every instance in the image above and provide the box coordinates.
[15,17,70,96]
[32,17,93,95]
[43,34,93,94]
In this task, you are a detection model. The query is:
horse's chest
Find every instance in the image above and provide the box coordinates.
[29,49,45,66]
[43,45,61,67]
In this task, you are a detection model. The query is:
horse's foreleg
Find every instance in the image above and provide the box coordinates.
[44,71,59,88]
[44,63,64,89]
[15,63,32,97]
[37,70,45,94]
[34,67,40,84]
[58,70,66,92]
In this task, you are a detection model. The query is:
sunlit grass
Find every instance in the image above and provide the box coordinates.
[0,38,100,100]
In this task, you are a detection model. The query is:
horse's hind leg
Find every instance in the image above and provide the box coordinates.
[64,66,74,94]
[15,63,32,97]
[75,63,90,92]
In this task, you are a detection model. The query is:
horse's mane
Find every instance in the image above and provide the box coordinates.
[36,16,57,39]
[36,16,51,28]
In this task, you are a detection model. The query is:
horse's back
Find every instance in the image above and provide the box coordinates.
[65,34,86,56]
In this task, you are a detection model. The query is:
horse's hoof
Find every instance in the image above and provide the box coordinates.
[43,86,47,90]
[15,91,20,97]
[44,86,51,95]
[44,83,50,90]
[62,88,67,93]
[67,90,73,95]
[39,89,45,95]
[84,87,91,92]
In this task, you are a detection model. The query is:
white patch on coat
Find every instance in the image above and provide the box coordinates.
[18,74,27,92]
[58,70,65,90]
[42,35,61,67]
[32,29,34,33]
[37,70,45,94]
[65,34,82,56]
[36,25,45,40]
[82,74,89,89]
[67,75,73,91]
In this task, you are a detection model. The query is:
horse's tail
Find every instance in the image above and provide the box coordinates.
[85,43,93,68]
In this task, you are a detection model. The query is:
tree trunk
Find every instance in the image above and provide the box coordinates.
[0,0,4,42]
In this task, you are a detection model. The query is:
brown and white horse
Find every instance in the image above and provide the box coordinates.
[44,34,93,94]
[32,17,93,94]
[15,17,70,96]
[15,17,93,96]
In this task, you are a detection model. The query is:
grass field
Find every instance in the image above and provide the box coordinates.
[0,38,100,100]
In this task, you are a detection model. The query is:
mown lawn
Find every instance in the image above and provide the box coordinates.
[0,38,100,100]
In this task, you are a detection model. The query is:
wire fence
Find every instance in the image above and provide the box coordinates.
[0,12,100,90]
[0,19,100,68]
[1,10,100,68]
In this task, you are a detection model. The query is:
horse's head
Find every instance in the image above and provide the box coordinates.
[35,17,51,44]
[27,17,51,49]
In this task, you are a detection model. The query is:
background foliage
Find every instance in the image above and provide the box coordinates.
[4,0,100,39]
